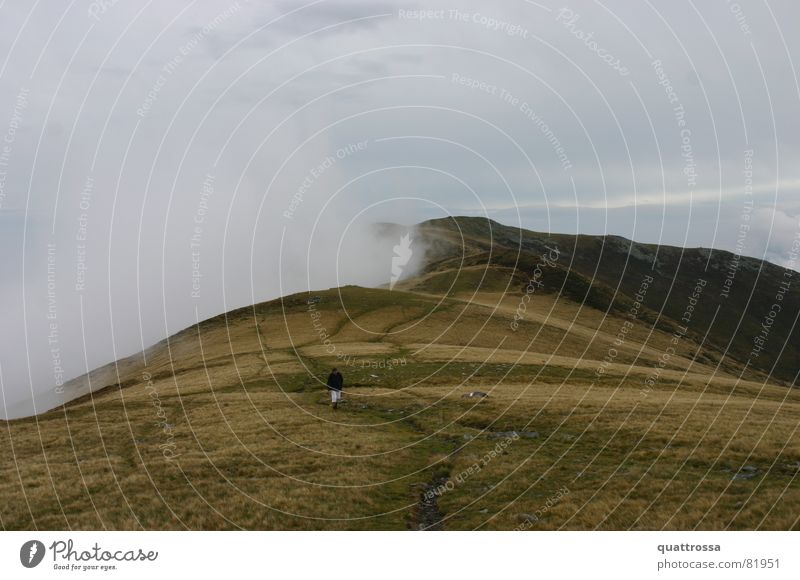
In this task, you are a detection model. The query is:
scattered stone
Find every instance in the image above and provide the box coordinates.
[730,465,759,480]
[517,513,538,524]
[370,374,379,378]
[489,431,514,438]
[462,391,488,399]
[487,430,538,439]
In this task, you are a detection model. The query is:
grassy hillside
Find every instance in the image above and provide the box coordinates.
[1,217,798,530]
[415,216,800,383]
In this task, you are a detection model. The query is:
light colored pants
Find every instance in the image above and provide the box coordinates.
[330,390,341,403]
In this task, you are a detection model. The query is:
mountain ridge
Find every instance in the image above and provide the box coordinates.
[2,216,798,530]
[4,215,797,421]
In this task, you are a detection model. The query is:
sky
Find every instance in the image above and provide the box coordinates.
[0,0,798,418]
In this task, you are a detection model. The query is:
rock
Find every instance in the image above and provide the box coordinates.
[486,430,538,439]
[370,374,379,378]
[517,513,538,523]
[731,466,759,480]
[462,391,488,399]
[491,431,516,438]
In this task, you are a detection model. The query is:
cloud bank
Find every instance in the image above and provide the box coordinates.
[0,0,799,417]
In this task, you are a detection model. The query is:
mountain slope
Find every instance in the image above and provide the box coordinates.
[409,216,799,383]
[1,216,798,530]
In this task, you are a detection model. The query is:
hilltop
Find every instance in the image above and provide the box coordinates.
[1,216,798,530]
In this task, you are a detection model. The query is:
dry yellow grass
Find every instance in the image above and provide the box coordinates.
[1,286,797,530]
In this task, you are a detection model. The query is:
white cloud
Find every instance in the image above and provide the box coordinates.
[1,0,799,416]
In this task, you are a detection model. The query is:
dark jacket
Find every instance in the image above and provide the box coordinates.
[326,372,343,391]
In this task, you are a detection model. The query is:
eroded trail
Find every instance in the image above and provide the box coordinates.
[417,476,448,531]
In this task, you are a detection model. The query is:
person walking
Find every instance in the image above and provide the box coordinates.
[326,367,344,409]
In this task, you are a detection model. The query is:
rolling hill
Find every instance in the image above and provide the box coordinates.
[1,216,798,530]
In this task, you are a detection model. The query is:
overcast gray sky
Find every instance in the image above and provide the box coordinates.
[1,0,798,418]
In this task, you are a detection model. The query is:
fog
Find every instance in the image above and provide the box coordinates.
[1,0,799,417]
